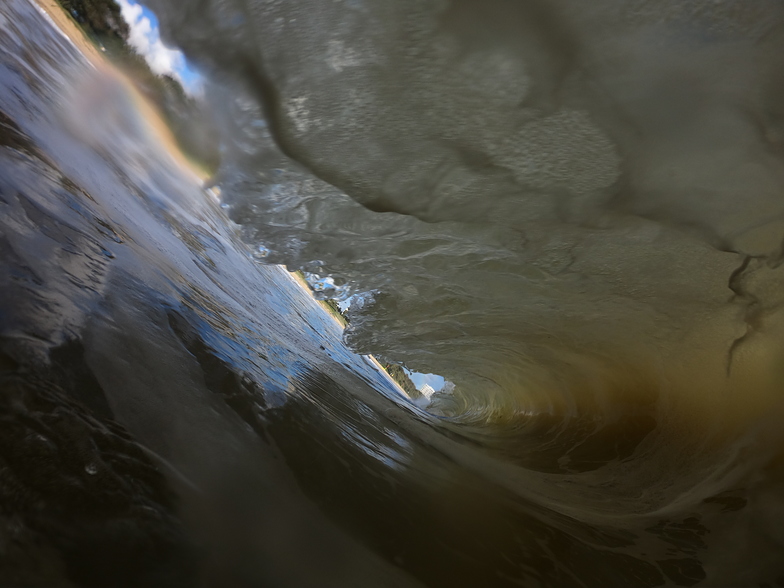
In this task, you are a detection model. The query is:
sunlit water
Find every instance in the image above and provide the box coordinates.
[1,0,784,586]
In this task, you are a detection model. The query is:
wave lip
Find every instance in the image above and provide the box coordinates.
[142,0,784,421]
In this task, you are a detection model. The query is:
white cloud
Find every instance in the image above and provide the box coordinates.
[407,370,446,392]
[115,0,191,89]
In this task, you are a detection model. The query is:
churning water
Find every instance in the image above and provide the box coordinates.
[2,0,784,586]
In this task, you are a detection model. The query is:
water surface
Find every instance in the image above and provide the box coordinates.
[1,0,784,586]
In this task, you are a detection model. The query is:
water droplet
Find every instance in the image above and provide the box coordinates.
[85,463,98,475]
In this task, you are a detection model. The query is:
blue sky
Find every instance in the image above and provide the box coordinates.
[116,0,202,94]
[406,370,445,392]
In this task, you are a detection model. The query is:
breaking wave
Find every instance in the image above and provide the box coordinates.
[2,0,784,586]
[147,0,784,420]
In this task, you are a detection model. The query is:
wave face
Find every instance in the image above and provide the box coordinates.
[2,0,784,586]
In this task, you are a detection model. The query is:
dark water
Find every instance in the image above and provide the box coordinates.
[2,0,784,586]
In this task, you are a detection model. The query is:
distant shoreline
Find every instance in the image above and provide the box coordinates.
[30,0,209,182]
[283,271,414,398]
[29,0,415,402]
[32,0,112,68]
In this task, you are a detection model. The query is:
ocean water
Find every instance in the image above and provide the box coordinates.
[1,0,784,586]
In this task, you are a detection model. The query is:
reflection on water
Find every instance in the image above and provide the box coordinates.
[1,0,784,586]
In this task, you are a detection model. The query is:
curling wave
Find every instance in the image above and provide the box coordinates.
[145,0,784,422]
[2,0,784,586]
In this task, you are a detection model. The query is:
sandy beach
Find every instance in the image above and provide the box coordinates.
[32,0,105,63]
[31,0,208,182]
